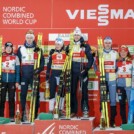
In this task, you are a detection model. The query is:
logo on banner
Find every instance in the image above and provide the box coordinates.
[66,4,134,26]
[38,122,55,134]
[37,121,88,134]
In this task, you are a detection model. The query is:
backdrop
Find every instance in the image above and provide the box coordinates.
[0,0,134,126]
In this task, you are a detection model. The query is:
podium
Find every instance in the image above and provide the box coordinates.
[0,123,34,134]
[93,127,134,134]
[34,117,95,134]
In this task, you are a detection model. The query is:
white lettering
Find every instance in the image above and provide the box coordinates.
[124,9,134,19]
[3,7,25,12]
[87,10,96,19]
[80,10,84,19]
[66,10,79,19]
[111,9,123,19]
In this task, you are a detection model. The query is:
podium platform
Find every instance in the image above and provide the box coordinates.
[93,127,134,134]
[0,123,34,134]
[34,117,95,134]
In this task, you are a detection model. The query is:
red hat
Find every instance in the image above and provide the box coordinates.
[119,45,128,53]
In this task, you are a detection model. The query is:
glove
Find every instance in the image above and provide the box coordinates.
[33,68,40,75]
[65,46,69,55]
[34,47,40,52]
[80,37,86,48]
[80,37,84,44]
[49,49,55,55]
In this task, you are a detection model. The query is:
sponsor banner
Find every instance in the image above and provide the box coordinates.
[0,0,51,28]
[0,0,133,28]
[35,119,94,134]
[49,33,88,41]
[53,0,134,28]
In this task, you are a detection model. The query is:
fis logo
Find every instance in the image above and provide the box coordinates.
[66,4,134,26]
[37,122,55,134]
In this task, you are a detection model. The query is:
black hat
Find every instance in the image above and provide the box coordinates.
[5,42,13,48]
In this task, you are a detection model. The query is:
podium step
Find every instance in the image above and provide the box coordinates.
[93,127,134,134]
[35,117,95,134]
[0,122,34,134]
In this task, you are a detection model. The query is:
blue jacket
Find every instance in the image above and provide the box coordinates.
[17,42,44,78]
[2,52,20,83]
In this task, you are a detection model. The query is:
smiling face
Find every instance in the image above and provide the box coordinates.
[55,43,62,50]
[74,34,81,42]
[120,50,128,58]
[5,46,12,53]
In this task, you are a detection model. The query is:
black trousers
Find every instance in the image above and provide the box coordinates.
[71,72,89,113]
[20,77,40,118]
[0,82,16,118]
[49,76,57,99]
[49,75,65,99]
[117,87,127,124]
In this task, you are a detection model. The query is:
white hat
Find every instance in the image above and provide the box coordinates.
[73,27,82,36]
[25,33,35,40]
[55,37,64,46]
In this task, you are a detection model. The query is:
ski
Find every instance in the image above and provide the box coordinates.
[97,36,109,129]
[54,32,74,119]
[29,33,43,123]
[0,36,2,104]
[54,54,69,119]
[65,32,74,119]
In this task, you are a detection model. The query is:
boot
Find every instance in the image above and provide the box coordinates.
[110,106,117,127]
[82,101,89,118]
[21,111,24,122]
[83,111,89,118]
[59,97,65,117]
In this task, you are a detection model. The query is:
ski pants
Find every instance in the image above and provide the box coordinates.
[0,82,15,118]
[117,87,131,124]
[49,75,65,99]
[71,72,89,113]
[106,80,116,106]
[20,77,40,117]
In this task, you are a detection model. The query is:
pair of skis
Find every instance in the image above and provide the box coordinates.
[97,37,109,129]
[0,36,2,104]
[29,33,43,123]
[54,32,74,119]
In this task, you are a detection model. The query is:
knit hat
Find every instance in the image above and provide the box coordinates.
[73,27,82,36]
[55,37,64,46]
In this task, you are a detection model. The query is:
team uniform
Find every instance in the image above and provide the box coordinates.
[0,42,20,120]
[66,27,93,117]
[17,40,44,120]
[117,46,132,124]
[46,38,66,114]
[103,36,119,127]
